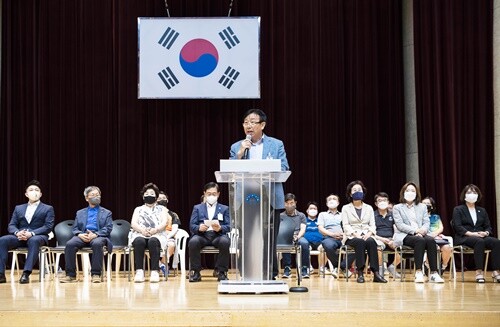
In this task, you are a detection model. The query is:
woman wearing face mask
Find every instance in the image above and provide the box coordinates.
[452,184,500,283]
[393,182,444,283]
[341,181,387,283]
[130,183,171,283]
[421,196,452,274]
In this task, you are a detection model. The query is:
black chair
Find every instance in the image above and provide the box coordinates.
[276,218,302,279]
[108,219,131,279]
[276,218,307,292]
[50,220,76,277]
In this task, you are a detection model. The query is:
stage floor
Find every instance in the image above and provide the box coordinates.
[1,269,499,326]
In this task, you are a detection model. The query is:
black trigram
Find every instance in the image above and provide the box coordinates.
[218,66,240,89]
[158,67,179,90]
[218,26,240,49]
[158,27,179,50]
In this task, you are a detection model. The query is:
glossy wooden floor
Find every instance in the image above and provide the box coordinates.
[1,269,499,326]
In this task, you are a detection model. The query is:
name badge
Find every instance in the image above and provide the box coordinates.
[218,213,223,221]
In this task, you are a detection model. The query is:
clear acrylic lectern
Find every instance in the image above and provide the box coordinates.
[215,160,291,293]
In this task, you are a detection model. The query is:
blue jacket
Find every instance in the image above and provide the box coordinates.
[230,134,289,209]
[189,202,231,236]
[8,202,55,238]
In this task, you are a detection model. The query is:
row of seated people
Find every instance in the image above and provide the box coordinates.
[1,180,500,285]
[0,181,181,284]
[284,181,500,284]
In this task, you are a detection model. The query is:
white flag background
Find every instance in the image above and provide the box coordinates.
[138,17,260,99]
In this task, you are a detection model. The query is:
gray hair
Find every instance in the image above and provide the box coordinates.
[83,186,101,197]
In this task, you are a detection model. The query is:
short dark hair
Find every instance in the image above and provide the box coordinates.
[204,182,219,192]
[374,192,389,203]
[459,184,482,202]
[345,180,367,203]
[159,191,169,199]
[242,109,267,123]
[398,182,422,204]
[306,201,319,209]
[423,196,437,214]
[25,180,41,191]
[285,193,296,202]
[140,182,159,198]
[326,193,340,201]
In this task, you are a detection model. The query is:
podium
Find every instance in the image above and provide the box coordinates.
[215,160,291,293]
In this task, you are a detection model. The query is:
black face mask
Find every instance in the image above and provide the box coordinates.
[157,200,168,207]
[144,195,156,204]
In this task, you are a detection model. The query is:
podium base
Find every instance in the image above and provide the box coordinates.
[289,286,309,293]
[218,280,289,294]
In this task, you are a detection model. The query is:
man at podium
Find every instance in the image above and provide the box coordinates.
[230,109,289,278]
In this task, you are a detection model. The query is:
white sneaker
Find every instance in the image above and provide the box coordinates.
[134,269,145,283]
[150,270,160,283]
[341,268,353,278]
[414,271,425,283]
[331,267,339,278]
[429,272,444,283]
[309,265,314,274]
[387,264,401,279]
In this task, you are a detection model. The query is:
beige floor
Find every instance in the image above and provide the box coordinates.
[0,269,499,326]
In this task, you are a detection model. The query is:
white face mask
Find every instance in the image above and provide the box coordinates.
[404,191,416,202]
[465,193,478,203]
[27,190,41,202]
[327,200,338,209]
[206,195,218,205]
[377,201,389,210]
[308,209,318,217]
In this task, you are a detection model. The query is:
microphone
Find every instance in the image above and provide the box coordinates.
[242,134,251,159]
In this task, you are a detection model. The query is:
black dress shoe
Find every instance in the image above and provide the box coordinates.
[19,273,30,284]
[373,271,388,283]
[0,273,6,283]
[217,271,228,281]
[357,273,365,283]
[189,270,202,282]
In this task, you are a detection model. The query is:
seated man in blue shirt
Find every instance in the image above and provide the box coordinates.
[60,186,113,283]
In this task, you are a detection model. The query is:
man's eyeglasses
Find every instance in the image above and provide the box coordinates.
[242,121,262,127]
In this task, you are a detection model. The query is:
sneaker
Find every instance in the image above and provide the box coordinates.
[429,272,444,283]
[91,275,101,283]
[150,270,160,283]
[341,268,353,278]
[319,266,329,275]
[301,266,310,279]
[387,264,401,279]
[282,266,291,278]
[60,275,78,283]
[309,265,314,274]
[331,267,339,278]
[134,269,145,283]
[159,263,167,277]
[414,271,425,283]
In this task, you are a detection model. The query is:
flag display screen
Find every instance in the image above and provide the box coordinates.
[138,17,261,99]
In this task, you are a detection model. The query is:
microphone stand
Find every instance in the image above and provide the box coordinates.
[289,241,308,293]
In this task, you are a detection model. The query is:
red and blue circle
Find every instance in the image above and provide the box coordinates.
[179,39,219,78]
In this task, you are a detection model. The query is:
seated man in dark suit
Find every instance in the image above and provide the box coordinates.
[0,180,55,284]
[188,182,231,282]
[60,186,113,283]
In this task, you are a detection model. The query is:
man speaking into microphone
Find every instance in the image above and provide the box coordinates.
[229,109,289,279]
